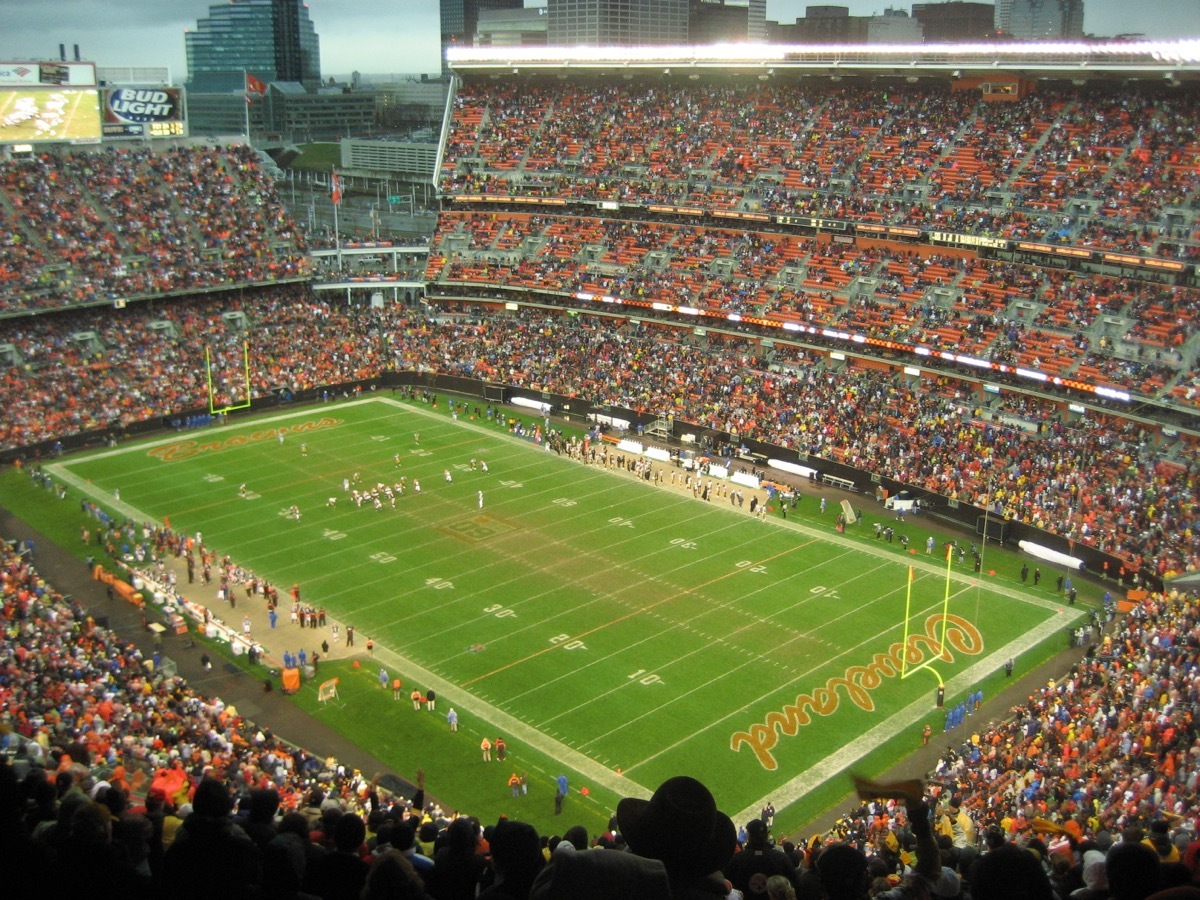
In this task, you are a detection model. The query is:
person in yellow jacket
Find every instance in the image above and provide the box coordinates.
[1145,819,1181,863]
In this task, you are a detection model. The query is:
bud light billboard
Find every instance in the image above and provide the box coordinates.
[103,87,187,138]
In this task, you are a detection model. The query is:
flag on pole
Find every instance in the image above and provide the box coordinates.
[245,72,267,102]
[330,171,343,206]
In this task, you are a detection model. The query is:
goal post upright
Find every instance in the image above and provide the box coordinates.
[206,340,253,415]
[900,565,914,679]
[899,551,952,690]
[938,542,954,660]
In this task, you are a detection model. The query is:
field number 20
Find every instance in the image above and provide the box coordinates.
[549,633,586,649]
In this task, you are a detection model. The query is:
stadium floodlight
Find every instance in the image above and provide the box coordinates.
[446,38,1200,68]
[955,354,991,369]
[1094,386,1131,403]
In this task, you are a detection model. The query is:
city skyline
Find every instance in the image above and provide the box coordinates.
[2,0,1199,82]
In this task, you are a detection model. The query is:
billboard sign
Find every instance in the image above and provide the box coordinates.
[103,87,186,138]
[0,88,102,144]
[0,61,97,88]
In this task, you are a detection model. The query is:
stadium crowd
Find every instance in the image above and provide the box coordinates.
[426,209,1196,403]
[0,144,309,311]
[441,79,1200,259]
[0,290,1196,578]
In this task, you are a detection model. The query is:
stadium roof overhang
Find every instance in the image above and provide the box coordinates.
[448,39,1200,83]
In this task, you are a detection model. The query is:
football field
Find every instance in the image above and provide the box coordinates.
[42,397,1077,830]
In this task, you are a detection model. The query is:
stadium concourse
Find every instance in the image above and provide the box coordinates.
[2,61,1200,896]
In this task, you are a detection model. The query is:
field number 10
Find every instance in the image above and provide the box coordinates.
[627,669,663,685]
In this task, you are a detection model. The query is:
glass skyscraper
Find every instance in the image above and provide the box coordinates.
[186,0,321,92]
[441,0,524,71]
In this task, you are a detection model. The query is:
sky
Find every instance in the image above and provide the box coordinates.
[2,0,1200,82]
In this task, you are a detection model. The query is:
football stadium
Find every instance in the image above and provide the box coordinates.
[2,17,1200,900]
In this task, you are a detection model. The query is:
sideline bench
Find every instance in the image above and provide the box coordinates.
[821,474,856,492]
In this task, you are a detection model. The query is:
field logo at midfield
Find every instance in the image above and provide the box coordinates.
[730,613,983,770]
[147,418,344,463]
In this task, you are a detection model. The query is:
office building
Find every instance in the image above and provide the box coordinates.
[689,0,767,44]
[767,6,868,44]
[186,0,321,92]
[475,7,550,46]
[865,8,923,43]
[548,0,690,46]
[1006,0,1084,39]
[912,2,996,42]
[442,0,524,70]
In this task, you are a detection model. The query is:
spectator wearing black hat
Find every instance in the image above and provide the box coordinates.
[726,817,799,896]
[617,774,737,899]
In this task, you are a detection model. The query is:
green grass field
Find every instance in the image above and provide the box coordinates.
[9,396,1085,836]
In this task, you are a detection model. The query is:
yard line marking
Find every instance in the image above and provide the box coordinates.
[461,541,814,687]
